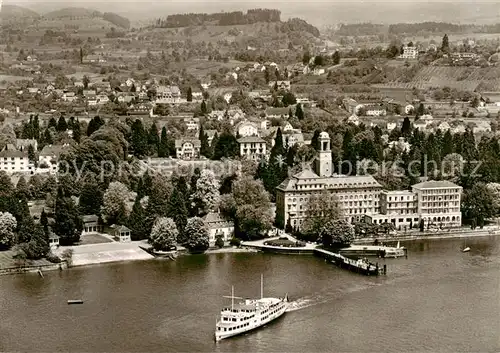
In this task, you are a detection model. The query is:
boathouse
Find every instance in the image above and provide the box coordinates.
[203,212,234,246]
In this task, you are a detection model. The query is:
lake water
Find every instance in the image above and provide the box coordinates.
[1,236,499,352]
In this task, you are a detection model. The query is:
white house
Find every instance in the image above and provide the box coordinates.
[175,139,201,160]
[237,136,267,161]
[236,120,260,137]
[0,144,31,174]
[269,81,291,91]
[183,118,200,131]
[399,46,418,60]
[156,85,181,103]
[38,145,65,174]
[203,212,234,246]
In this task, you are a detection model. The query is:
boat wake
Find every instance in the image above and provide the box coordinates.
[285,295,333,312]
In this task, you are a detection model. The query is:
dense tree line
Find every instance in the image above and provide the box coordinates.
[102,12,131,29]
[155,9,281,28]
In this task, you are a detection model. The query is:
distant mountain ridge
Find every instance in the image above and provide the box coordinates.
[0,4,40,20]
[0,5,131,29]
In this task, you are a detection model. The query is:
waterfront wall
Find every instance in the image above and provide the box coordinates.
[0,261,68,276]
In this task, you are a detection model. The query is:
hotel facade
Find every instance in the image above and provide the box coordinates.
[276,132,462,230]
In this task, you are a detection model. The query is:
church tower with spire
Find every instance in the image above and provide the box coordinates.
[314,131,332,177]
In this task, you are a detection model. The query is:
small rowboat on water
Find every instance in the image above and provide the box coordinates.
[67,300,84,305]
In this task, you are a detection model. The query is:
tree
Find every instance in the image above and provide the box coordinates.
[79,180,104,215]
[221,177,272,240]
[128,195,148,240]
[486,183,500,214]
[462,183,496,227]
[282,92,297,107]
[16,176,30,200]
[83,75,90,89]
[183,217,209,253]
[201,100,207,115]
[54,188,82,245]
[149,217,178,251]
[215,232,224,248]
[158,126,170,158]
[101,182,135,225]
[401,117,411,136]
[131,119,148,157]
[40,208,48,233]
[285,217,293,233]
[301,190,343,241]
[332,50,341,65]
[147,122,159,156]
[319,219,354,249]
[295,103,304,120]
[86,116,104,136]
[167,187,189,238]
[441,34,449,52]
[187,87,193,102]
[302,51,311,65]
[191,169,220,216]
[25,224,49,260]
[0,212,17,249]
[73,119,81,143]
[199,125,211,158]
[212,131,238,160]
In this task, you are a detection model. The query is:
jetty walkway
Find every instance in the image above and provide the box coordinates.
[242,235,387,276]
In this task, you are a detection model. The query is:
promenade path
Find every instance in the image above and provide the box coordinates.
[54,241,153,266]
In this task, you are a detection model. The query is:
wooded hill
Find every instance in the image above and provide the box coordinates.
[0,6,131,29]
[153,9,320,38]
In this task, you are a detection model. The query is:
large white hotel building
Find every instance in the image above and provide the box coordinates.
[276,132,462,230]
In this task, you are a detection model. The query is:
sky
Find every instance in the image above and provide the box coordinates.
[4,0,500,25]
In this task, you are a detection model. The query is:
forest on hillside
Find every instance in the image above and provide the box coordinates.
[154,9,281,28]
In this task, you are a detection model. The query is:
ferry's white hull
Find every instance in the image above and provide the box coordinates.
[215,302,287,341]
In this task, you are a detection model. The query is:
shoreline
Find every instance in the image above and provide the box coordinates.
[354,230,499,244]
[2,231,498,275]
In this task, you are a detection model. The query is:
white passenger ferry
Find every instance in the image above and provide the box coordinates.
[215,275,288,341]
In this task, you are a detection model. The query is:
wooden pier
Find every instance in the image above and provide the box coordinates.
[314,248,386,276]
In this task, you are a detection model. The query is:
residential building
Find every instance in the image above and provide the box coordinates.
[265,107,289,119]
[83,55,107,64]
[203,212,234,246]
[412,180,462,227]
[235,120,260,137]
[0,145,31,174]
[175,139,201,160]
[183,117,200,131]
[96,94,110,105]
[276,132,383,227]
[268,80,291,91]
[38,145,65,174]
[367,191,419,229]
[237,136,267,161]
[156,85,181,103]
[357,104,387,116]
[399,46,418,60]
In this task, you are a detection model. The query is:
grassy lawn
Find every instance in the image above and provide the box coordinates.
[78,234,113,245]
[0,250,52,269]
[264,239,306,248]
